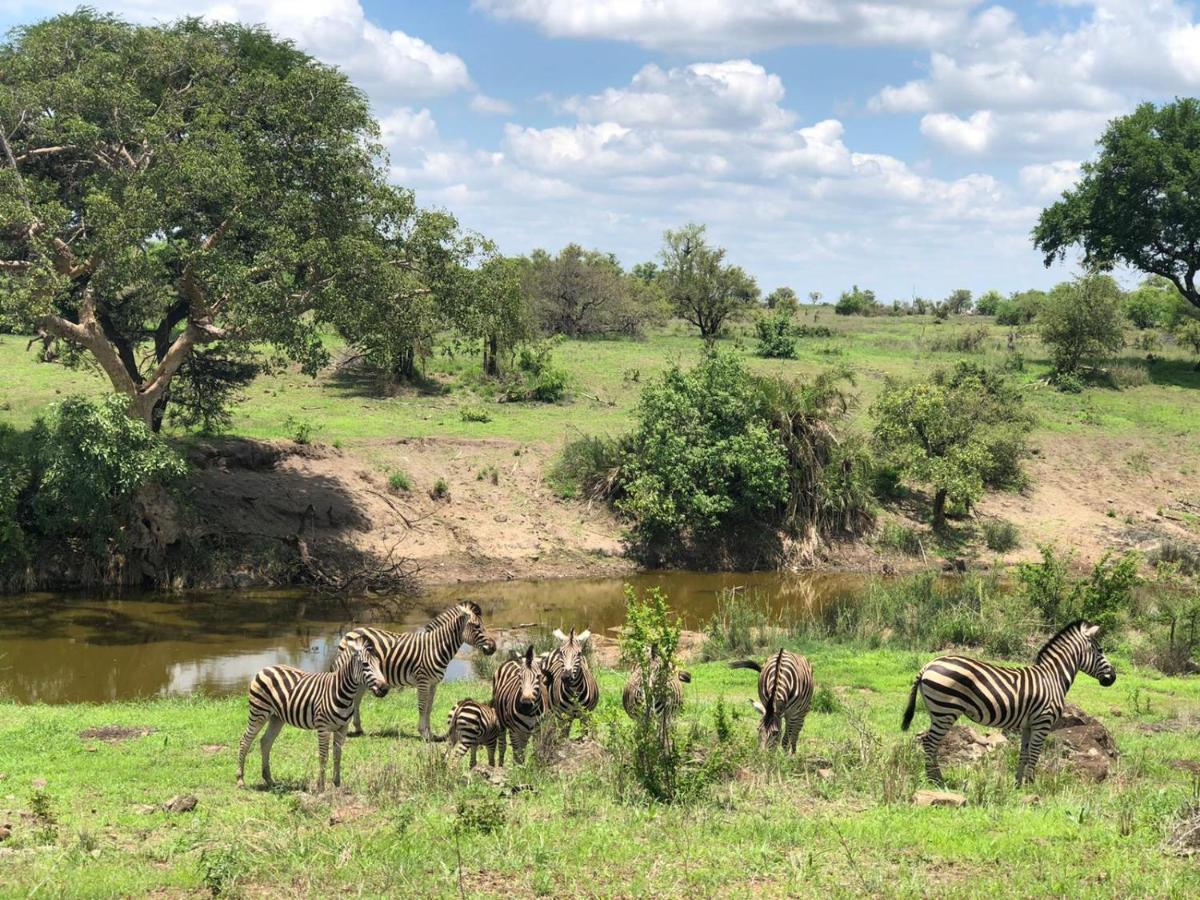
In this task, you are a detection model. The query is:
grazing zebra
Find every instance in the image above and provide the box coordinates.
[335,601,496,741]
[491,646,551,765]
[545,628,599,736]
[446,698,500,768]
[237,636,388,791]
[729,649,814,752]
[901,620,1116,785]
[622,648,691,721]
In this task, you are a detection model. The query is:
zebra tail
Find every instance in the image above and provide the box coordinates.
[728,660,763,672]
[900,676,921,731]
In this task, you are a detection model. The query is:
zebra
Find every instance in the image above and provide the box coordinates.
[446,698,500,768]
[901,619,1116,785]
[491,645,551,765]
[544,628,599,736]
[729,648,814,752]
[335,601,496,741]
[622,647,691,721]
[237,635,388,791]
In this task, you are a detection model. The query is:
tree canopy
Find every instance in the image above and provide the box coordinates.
[0,11,413,428]
[1033,99,1200,313]
[1038,274,1125,378]
[659,224,758,339]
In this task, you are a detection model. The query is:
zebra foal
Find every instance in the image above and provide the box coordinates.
[901,619,1116,785]
[446,698,500,767]
[545,628,599,736]
[730,649,813,752]
[335,601,496,741]
[492,646,551,765]
[237,636,388,791]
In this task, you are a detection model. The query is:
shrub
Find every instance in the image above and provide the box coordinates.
[387,471,411,493]
[928,326,990,353]
[455,786,506,834]
[548,435,626,501]
[459,404,492,423]
[282,415,313,445]
[754,311,798,359]
[975,290,1004,316]
[1038,274,1126,377]
[983,520,1020,553]
[1109,363,1150,389]
[1149,539,1200,576]
[431,478,450,500]
[834,285,878,316]
[28,396,187,560]
[618,351,872,564]
[0,425,32,574]
[701,587,775,660]
[499,342,572,403]
[1017,545,1140,631]
[811,684,840,713]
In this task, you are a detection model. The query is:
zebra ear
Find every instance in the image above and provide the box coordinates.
[344,635,364,655]
[463,600,483,616]
[552,628,567,642]
[524,645,535,666]
[1083,623,1100,639]
[577,629,591,644]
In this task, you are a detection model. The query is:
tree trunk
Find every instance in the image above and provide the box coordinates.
[483,334,500,377]
[932,488,948,531]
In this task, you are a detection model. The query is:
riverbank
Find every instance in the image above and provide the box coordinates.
[3,643,1200,897]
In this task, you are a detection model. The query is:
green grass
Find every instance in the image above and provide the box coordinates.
[4,312,1199,452]
[3,644,1200,896]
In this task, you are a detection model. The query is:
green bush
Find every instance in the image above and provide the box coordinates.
[754,311,798,359]
[459,404,492,423]
[548,434,626,501]
[0,425,32,574]
[1039,274,1126,377]
[983,520,1020,553]
[29,396,188,560]
[835,285,878,316]
[387,471,412,493]
[1016,545,1140,631]
[500,342,572,403]
[876,521,924,556]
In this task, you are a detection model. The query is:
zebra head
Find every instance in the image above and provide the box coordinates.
[345,637,389,698]
[551,628,591,678]
[1078,622,1117,686]
[515,645,547,716]
[459,601,497,656]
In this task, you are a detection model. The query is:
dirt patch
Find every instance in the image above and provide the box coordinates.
[78,725,155,744]
[545,736,610,776]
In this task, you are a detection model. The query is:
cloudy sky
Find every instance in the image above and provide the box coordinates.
[4,1,1200,300]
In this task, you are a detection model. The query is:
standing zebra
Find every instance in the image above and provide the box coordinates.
[729,649,814,752]
[491,645,551,765]
[335,601,496,741]
[545,628,599,736]
[901,620,1116,785]
[237,636,388,791]
[446,698,500,768]
[622,647,691,721]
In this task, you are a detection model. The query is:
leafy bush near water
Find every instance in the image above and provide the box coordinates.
[0,395,187,581]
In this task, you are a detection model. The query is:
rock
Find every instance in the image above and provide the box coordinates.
[31,778,46,789]
[921,725,1008,765]
[132,804,157,815]
[163,795,197,814]
[913,790,966,808]
[1046,704,1119,782]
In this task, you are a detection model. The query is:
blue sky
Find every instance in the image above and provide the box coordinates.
[3,0,1200,300]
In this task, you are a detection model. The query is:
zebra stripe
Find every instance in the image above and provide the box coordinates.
[730,649,814,752]
[335,601,497,741]
[901,619,1116,785]
[622,650,690,721]
[491,645,551,765]
[446,698,500,768]
[237,637,388,791]
[545,628,599,735]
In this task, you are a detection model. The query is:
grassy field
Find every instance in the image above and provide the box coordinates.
[3,641,1200,897]
[3,311,1199,447]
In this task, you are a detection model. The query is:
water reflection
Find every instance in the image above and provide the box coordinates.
[0,571,865,704]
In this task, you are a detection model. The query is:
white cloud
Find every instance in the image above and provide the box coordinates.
[1019,160,1083,200]
[469,94,515,115]
[475,0,979,53]
[920,110,994,154]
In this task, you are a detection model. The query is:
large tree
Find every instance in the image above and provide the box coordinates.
[525,244,661,338]
[1033,99,1200,312]
[0,11,399,428]
[659,224,758,339]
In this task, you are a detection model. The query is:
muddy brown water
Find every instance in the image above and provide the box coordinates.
[0,571,867,704]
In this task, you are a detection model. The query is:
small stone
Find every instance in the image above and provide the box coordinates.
[163,795,197,814]
[90,848,101,858]
[133,804,157,815]
[912,790,967,808]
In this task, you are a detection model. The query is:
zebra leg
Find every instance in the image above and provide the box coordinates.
[332,727,346,788]
[497,729,508,767]
[1016,724,1032,786]
[316,730,331,793]
[512,731,528,765]
[921,714,956,784]
[468,746,478,768]
[349,685,367,736]
[486,740,496,767]
[417,680,445,742]
[786,712,806,754]
[258,716,284,787]
[1020,724,1051,786]
[237,710,269,787]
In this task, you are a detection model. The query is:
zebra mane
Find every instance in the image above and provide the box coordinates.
[1035,620,1087,665]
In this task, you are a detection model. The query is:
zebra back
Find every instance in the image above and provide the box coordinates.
[447,698,500,751]
[248,638,385,731]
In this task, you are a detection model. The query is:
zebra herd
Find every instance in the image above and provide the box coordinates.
[236,601,1116,792]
